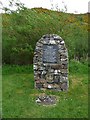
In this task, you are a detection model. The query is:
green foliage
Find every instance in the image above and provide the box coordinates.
[2,8,88,64]
[69,60,88,74]
[2,64,33,74]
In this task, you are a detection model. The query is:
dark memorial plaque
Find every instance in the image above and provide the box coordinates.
[43,45,58,63]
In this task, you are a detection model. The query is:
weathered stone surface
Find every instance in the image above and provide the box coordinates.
[36,95,57,105]
[33,34,69,91]
[61,82,68,90]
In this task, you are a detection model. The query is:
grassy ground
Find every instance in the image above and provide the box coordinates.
[2,60,88,118]
[0,72,2,119]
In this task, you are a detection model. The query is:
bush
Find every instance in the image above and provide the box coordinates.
[2,8,88,65]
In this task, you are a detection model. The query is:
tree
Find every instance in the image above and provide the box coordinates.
[2,0,26,13]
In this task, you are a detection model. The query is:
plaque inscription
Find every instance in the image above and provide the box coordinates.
[43,45,58,63]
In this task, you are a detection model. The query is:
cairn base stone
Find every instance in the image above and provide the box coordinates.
[36,94,57,105]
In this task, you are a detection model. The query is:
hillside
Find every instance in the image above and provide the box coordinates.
[2,8,88,65]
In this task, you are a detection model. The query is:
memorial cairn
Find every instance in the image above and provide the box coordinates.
[33,34,69,105]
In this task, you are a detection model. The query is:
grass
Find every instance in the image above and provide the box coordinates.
[2,61,88,118]
[0,73,2,119]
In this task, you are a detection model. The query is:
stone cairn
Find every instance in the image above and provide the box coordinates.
[33,34,69,91]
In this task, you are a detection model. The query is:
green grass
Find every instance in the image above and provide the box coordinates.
[2,61,88,118]
[0,74,2,118]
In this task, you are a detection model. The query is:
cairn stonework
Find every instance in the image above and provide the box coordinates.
[33,34,69,91]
